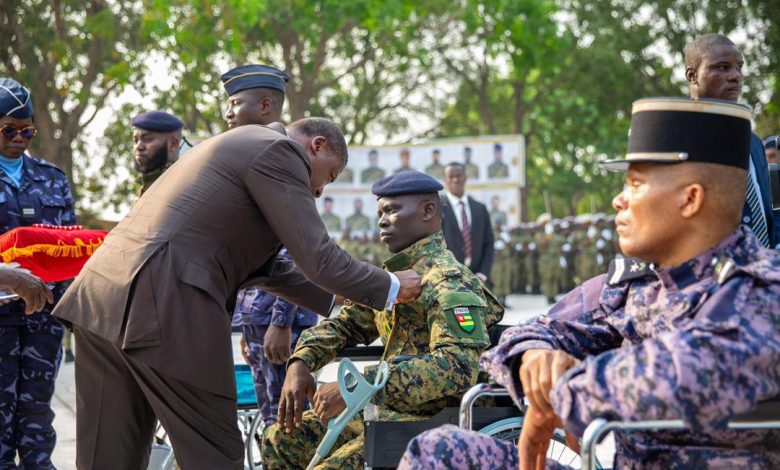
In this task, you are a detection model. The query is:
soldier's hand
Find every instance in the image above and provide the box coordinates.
[0,263,53,314]
[263,325,292,365]
[278,360,316,434]
[394,269,422,304]
[239,335,250,365]
[517,406,558,470]
[519,349,579,415]
[312,381,346,423]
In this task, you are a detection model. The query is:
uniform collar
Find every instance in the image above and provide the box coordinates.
[383,231,446,271]
[652,227,748,291]
[137,161,173,187]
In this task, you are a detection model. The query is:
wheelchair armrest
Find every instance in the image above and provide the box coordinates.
[580,398,780,470]
[335,345,385,360]
[459,383,514,430]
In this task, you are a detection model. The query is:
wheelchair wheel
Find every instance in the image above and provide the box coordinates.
[478,417,604,469]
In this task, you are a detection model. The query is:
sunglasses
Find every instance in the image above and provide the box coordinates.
[0,125,37,140]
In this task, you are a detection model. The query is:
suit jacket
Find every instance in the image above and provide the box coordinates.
[441,194,494,277]
[53,124,391,397]
[744,133,775,245]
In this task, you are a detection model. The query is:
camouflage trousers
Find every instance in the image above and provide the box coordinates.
[242,324,304,426]
[398,424,577,470]
[262,410,364,470]
[0,318,64,469]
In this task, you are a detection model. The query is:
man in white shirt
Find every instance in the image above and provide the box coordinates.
[441,163,494,282]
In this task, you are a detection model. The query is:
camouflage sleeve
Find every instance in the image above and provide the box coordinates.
[288,303,379,372]
[371,283,491,412]
[552,278,780,437]
[480,274,623,406]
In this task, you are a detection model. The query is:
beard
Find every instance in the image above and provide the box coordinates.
[135,145,169,174]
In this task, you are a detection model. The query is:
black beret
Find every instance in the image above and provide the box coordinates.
[0,78,32,119]
[600,97,751,172]
[130,111,183,133]
[371,171,443,198]
[221,64,289,96]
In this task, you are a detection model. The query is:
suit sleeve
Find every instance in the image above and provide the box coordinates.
[475,204,494,276]
[244,139,392,311]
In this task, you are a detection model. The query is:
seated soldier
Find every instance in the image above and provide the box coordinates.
[398,98,780,469]
[262,171,504,469]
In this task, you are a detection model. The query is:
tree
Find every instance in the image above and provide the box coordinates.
[0,0,145,186]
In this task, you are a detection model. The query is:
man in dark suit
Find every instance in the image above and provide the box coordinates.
[441,162,494,281]
[53,118,422,470]
[685,33,775,247]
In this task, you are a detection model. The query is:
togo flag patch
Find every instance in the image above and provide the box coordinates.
[453,307,475,333]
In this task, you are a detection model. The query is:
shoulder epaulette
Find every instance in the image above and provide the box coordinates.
[606,257,654,286]
[28,156,65,173]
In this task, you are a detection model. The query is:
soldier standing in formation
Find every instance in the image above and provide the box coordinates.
[262,171,503,469]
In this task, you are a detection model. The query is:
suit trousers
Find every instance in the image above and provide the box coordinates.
[73,327,244,470]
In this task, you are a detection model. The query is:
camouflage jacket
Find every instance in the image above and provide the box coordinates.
[0,154,77,324]
[291,231,504,417]
[137,161,173,196]
[482,226,780,469]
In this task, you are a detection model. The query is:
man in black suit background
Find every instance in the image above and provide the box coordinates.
[441,162,494,282]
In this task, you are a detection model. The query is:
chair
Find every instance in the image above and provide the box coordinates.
[579,399,780,470]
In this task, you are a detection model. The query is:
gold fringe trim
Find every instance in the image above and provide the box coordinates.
[0,237,104,263]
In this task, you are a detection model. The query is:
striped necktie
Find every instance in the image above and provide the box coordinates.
[745,173,770,247]
[460,201,472,261]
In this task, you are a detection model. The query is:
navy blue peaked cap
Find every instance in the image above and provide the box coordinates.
[221,64,290,95]
[131,111,183,132]
[372,171,443,198]
[0,78,33,119]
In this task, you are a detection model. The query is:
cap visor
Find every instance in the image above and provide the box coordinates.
[599,158,684,172]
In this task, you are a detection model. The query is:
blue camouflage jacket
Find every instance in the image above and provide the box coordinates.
[232,249,318,328]
[483,226,780,469]
[0,154,77,325]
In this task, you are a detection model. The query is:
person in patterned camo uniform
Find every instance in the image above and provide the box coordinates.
[397,98,780,470]
[0,77,77,469]
[262,171,504,469]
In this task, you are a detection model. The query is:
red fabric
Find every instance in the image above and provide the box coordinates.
[0,224,108,282]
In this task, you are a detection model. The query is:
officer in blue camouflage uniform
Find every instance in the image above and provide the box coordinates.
[222,65,320,427]
[234,249,318,426]
[0,78,77,469]
[398,98,780,469]
[262,171,504,470]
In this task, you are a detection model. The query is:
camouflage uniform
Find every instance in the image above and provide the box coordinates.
[320,212,342,233]
[360,166,386,184]
[137,161,173,195]
[262,231,504,469]
[487,161,508,178]
[400,226,780,469]
[345,213,372,233]
[334,167,354,184]
[489,210,507,229]
[424,163,445,180]
[464,162,479,180]
[0,155,77,468]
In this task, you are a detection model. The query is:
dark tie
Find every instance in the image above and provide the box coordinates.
[460,201,472,261]
[745,173,770,247]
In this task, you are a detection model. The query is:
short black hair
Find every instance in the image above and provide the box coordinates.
[245,87,285,113]
[324,196,334,203]
[414,193,442,217]
[684,34,736,69]
[288,117,349,163]
[446,162,465,171]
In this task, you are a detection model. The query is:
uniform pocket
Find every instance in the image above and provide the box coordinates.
[38,192,67,225]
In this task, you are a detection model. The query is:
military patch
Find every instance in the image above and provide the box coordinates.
[607,257,654,286]
[453,307,475,333]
